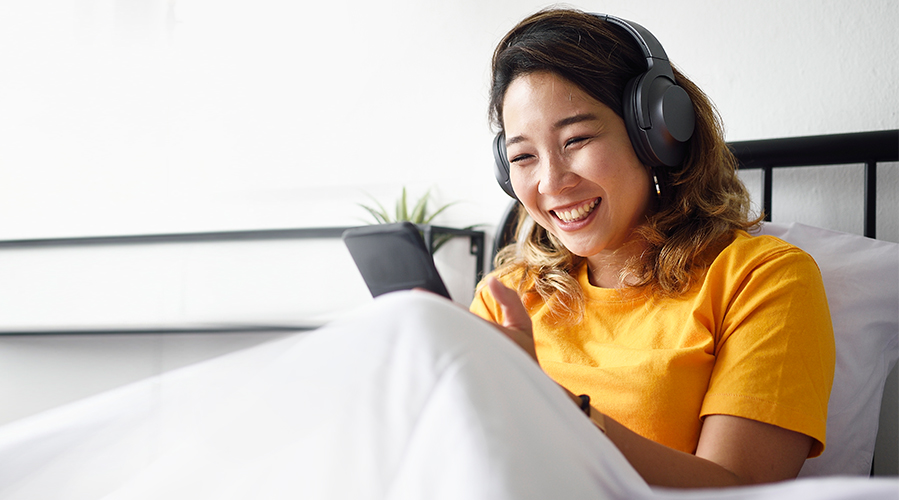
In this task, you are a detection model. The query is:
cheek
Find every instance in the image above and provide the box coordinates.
[625,169,655,217]
[509,172,549,223]
[509,170,532,203]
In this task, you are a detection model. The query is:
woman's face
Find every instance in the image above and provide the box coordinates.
[501,71,655,264]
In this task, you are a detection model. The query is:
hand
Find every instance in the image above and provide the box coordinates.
[486,276,538,362]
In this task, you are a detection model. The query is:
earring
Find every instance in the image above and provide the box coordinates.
[652,172,662,198]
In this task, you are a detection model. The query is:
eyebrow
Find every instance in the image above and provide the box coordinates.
[505,113,599,147]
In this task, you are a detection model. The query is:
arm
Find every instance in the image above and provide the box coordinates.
[485,276,813,488]
[598,409,812,487]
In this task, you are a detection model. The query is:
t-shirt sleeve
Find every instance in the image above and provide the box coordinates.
[701,244,835,457]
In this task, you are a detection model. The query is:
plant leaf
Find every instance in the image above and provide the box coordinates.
[422,201,457,225]
[409,189,430,224]
[396,187,409,222]
[357,200,392,224]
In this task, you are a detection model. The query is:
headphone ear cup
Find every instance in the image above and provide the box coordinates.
[645,76,695,166]
[623,72,695,169]
[623,74,658,168]
[493,132,517,199]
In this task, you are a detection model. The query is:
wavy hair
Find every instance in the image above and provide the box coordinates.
[488,8,760,320]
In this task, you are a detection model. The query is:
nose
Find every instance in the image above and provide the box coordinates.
[537,152,578,195]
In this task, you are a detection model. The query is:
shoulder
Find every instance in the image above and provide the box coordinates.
[722,229,808,259]
[699,230,830,330]
[709,230,821,280]
[701,230,833,354]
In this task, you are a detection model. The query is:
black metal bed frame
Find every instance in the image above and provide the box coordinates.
[730,130,897,239]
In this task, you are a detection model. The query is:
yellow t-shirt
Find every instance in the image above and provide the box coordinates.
[470,231,835,457]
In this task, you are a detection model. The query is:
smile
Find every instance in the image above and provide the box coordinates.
[552,199,599,223]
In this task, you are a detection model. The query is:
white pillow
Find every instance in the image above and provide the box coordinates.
[751,222,899,476]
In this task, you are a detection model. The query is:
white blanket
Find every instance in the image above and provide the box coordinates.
[0,292,895,499]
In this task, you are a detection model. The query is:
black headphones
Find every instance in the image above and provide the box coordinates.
[493,13,696,199]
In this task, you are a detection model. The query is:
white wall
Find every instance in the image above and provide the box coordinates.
[0,0,896,425]
[1,0,895,241]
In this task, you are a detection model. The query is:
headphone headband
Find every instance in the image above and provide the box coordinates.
[598,14,672,76]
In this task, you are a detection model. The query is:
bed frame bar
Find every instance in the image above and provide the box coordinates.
[729,130,898,238]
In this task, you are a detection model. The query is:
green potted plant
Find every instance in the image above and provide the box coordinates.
[358,187,474,253]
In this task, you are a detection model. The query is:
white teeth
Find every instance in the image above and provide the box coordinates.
[555,200,598,222]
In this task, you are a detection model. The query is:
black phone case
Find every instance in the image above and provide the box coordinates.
[342,222,451,299]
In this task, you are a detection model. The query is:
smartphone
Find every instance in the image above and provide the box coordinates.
[342,222,451,299]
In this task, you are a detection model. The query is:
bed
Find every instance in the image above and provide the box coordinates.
[0,130,896,499]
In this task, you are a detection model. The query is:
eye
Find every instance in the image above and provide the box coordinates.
[565,136,590,148]
[509,153,535,165]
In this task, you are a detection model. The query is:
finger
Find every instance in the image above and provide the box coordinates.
[487,276,532,332]
[486,277,538,361]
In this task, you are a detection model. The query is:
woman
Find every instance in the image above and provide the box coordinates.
[470,8,835,488]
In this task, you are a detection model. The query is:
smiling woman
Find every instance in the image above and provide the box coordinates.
[471,8,834,488]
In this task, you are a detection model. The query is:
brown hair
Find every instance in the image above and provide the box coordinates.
[489,8,760,319]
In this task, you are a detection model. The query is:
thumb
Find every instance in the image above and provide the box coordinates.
[487,276,532,333]
[486,276,537,361]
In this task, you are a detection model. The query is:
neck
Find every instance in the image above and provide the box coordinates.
[585,240,646,289]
